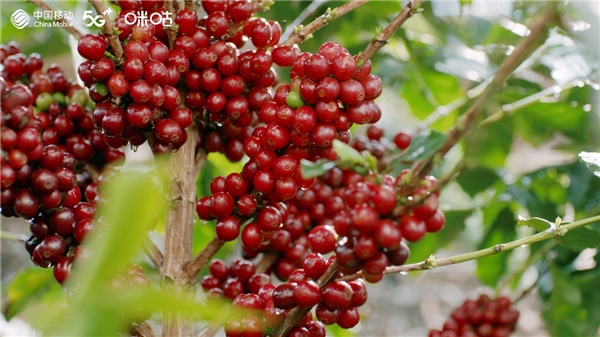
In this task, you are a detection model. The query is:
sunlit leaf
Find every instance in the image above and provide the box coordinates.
[579,152,600,178]
[4,267,57,320]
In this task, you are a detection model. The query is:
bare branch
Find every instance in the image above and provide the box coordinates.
[405,3,559,190]
[89,0,123,59]
[255,253,278,274]
[84,164,100,183]
[184,237,225,279]
[281,0,370,47]
[28,0,83,39]
[144,237,164,271]
[337,214,600,282]
[356,0,426,65]
[274,262,339,337]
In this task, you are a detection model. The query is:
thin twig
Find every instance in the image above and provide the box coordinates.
[84,164,100,183]
[251,0,273,12]
[184,238,225,279]
[144,237,164,271]
[391,159,465,217]
[337,214,600,282]
[281,0,328,42]
[255,253,278,274]
[496,240,555,294]
[28,0,83,39]
[513,281,538,304]
[405,4,559,190]
[164,0,177,49]
[89,0,123,59]
[356,0,426,65]
[0,230,28,242]
[274,262,339,337]
[281,0,370,47]
[415,79,491,134]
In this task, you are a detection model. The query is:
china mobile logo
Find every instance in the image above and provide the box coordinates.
[11,9,30,29]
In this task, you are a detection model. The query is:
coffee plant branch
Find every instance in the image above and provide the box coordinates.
[281,0,370,47]
[338,214,600,282]
[272,2,433,333]
[28,0,84,40]
[356,0,427,65]
[183,237,225,279]
[143,237,164,271]
[274,262,340,337]
[89,0,124,60]
[407,3,559,189]
[164,0,177,49]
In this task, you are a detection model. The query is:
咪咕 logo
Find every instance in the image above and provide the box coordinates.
[11,9,30,29]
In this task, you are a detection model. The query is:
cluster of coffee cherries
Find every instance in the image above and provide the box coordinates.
[78,0,284,159]
[0,43,125,284]
[429,295,520,337]
[351,125,413,161]
[201,258,271,299]
[270,251,368,330]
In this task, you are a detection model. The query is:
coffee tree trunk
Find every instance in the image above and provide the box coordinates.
[161,126,200,336]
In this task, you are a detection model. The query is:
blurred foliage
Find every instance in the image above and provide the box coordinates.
[2,1,600,336]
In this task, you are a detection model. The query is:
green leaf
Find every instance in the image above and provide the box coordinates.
[476,208,516,286]
[517,217,554,232]
[456,166,499,196]
[559,226,600,251]
[332,139,367,166]
[300,159,339,178]
[542,265,588,337]
[579,152,600,178]
[68,169,166,312]
[4,267,56,320]
[470,118,513,167]
[196,159,221,198]
[397,130,448,162]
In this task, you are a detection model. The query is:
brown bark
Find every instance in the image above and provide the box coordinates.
[161,127,201,337]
